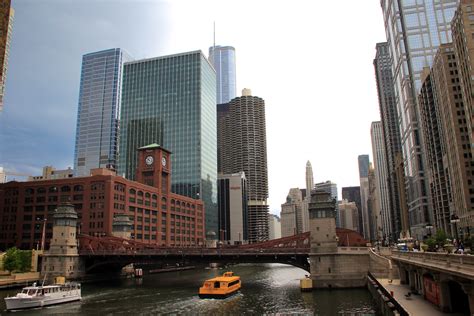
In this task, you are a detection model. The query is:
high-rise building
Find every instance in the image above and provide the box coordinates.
[0,167,6,183]
[208,46,236,104]
[268,214,281,240]
[314,181,339,227]
[358,155,370,239]
[303,161,314,232]
[338,199,359,232]
[118,50,218,235]
[218,88,269,242]
[373,42,404,241]
[74,48,132,177]
[418,67,452,235]
[380,0,459,238]
[368,163,382,242]
[342,186,363,235]
[217,172,248,244]
[370,121,392,241]
[280,188,305,237]
[451,1,474,234]
[0,0,13,112]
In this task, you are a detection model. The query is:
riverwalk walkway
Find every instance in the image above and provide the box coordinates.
[377,278,465,316]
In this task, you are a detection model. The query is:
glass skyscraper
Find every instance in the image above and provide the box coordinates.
[118,50,218,234]
[208,46,236,104]
[380,0,458,237]
[74,48,132,177]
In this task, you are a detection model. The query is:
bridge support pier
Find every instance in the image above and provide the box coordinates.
[40,204,85,282]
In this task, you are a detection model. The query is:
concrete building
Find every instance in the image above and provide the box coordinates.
[314,181,338,227]
[338,199,359,232]
[451,1,474,234]
[374,42,404,242]
[368,163,382,242]
[0,144,205,250]
[217,88,269,242]
[217,172,248,244]
[268,214,281,240]
[74,49,132,177]
[342,186,363,235]
[0,0,13,112]
[418,67,452,236]
[280,188,305,237]
[28,166,74,181]
[208,45,236,104]
[303,161,314,232]
[358,155,370,239]
[118,50,217,236]
[371,121,392,242]
[0,167,6,183]
[380,0,459,238]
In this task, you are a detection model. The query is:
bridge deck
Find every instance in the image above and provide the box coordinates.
[377,278,465,316]
[391,251,474,281]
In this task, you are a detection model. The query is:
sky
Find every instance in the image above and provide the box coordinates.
[0,0,387,215]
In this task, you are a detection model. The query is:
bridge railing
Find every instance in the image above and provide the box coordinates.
[79,247,310,256]
[338,247,369,254]
[392,250,474,271]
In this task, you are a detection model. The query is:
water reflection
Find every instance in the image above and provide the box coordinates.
[0,263,379,315]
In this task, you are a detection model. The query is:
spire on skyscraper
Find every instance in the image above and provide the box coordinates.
[306,160,314,196]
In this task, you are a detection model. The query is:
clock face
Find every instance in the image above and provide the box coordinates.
[162,157,167,167]
[145,155,154,166]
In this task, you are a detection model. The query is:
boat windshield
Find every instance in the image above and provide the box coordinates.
[27,289,37,296]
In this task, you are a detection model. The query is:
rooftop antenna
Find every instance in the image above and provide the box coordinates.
[213,21,216,49]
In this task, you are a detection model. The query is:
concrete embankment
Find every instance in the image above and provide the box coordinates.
[0,272,40,289]
[367,273,408,316]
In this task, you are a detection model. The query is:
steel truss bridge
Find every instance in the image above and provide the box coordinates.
[78,232,312,274]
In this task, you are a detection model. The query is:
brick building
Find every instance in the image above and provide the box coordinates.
[0,144,205,250]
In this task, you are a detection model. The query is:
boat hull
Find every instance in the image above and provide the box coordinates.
[5,293,81,311]
[198,288,240,299]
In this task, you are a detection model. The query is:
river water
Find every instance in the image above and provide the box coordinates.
[0,263,379,315]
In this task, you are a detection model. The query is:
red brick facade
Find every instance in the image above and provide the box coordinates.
[0,145,205,250]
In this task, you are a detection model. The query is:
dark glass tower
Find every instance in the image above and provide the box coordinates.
[118,50,218,235]
[373,42,403,241]
[74,48,132,177]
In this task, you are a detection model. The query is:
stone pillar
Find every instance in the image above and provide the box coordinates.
[41,204,84,282]
[461,282,474,315]
[112,214,133,239]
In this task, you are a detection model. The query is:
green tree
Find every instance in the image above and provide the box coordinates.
[425,238,437,252]
[3,247,19,272]
[17,250,32,272]
[435,229,448,246]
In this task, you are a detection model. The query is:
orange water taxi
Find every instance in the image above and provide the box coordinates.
[199,272,241,299]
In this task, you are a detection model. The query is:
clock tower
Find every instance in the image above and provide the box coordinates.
[136,143,171,194]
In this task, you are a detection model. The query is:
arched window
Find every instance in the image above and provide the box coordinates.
[37,187,46,194]
[48,186,58,193]
[137,191,144,197]
[152,194,158,200]
[61,186,71,192]
[25,188,34,195]
[129,188,136,195]
[73,185,84,192]
[161,197,167,203]
[145,192,151,198]
[171,199,175,205]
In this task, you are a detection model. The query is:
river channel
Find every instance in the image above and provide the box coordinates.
[0,263,379,315]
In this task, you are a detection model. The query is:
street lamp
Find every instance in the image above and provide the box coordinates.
[425,223,433,238]
[450,214,460,241]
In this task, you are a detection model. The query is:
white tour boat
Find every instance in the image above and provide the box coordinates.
[4,278,81,311]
